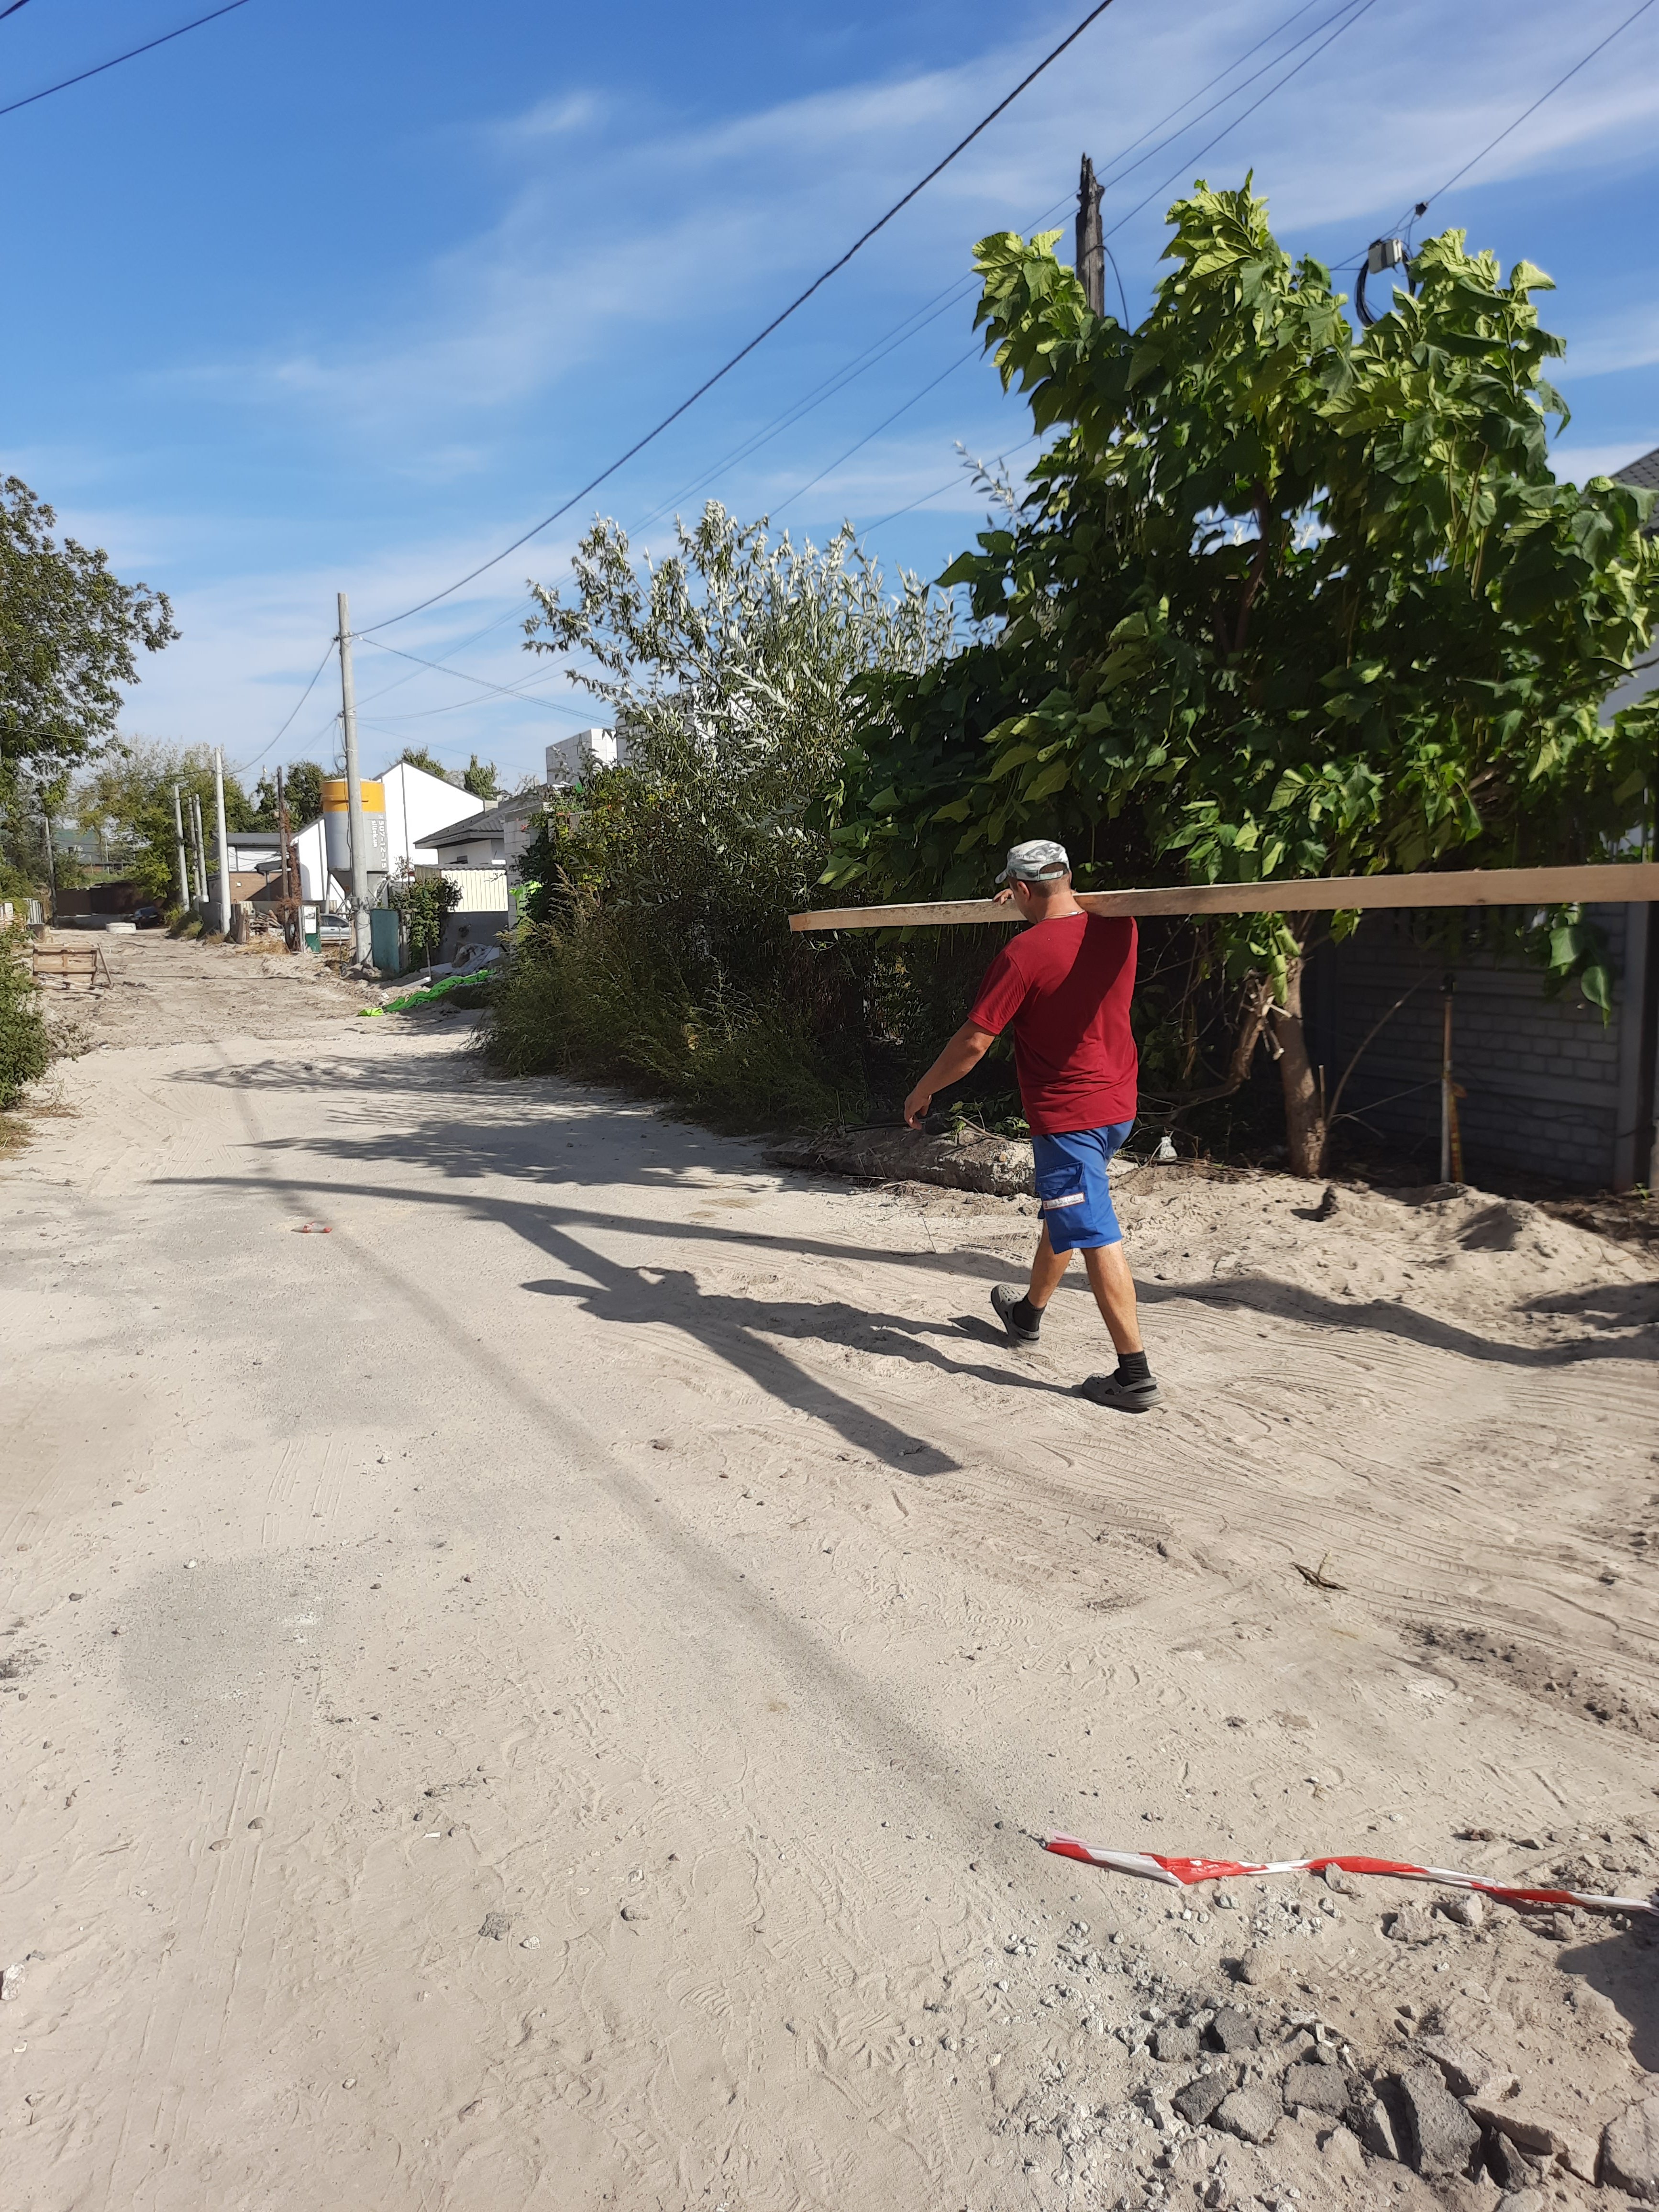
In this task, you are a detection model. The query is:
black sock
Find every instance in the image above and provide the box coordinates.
[1115,1349,1151,1384]
[1013,1296,1042,1334]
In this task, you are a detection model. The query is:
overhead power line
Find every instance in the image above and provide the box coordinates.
[1094,0,1372,207]
[1107,0,1383,238]
[0,0,255,122]
[228,635,337,777]
[1422,0,1656,210]
[765,0,1386,533]
[361,0,1123,634]
[1327,0,1657,290]
[770,345,979,521]
[354,633,600,719]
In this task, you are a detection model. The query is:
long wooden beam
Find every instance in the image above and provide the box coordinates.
[791,861,1659,932]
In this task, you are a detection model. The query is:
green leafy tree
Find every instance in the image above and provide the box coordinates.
[487,503,958,1127]
[0,476,177,905]
[394,745,457,785]
[388,869,462,968]
[462,752,498,801]
[283,760,325,826]
[526,501,955,965]
[0,477,176,787]
[75,743,256,906]
[252,760,325,829]
[830,184,1659,1173]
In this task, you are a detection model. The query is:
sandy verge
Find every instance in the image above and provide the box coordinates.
[1,929,1656,2211]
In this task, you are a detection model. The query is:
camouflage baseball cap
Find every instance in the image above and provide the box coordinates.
[995,838,1071,885]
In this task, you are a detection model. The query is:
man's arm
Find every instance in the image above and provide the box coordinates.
[903,1023,997,1128]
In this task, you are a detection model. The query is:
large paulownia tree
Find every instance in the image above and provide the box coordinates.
[827,182,1659,1175]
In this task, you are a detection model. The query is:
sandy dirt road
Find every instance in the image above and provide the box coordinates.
[2,931,1658,2212]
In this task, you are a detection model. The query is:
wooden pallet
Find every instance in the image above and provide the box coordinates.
[32,941,112,989]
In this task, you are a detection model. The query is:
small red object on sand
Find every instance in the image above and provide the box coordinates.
[1043,1836,1659,1919]
[294,1222,333,1234]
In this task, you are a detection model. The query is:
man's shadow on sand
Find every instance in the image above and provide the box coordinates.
[1558,1924,1659,2071]
[521,1267,1092,1477]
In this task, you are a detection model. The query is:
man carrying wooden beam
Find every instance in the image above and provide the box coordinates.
[901,840,1158,1413]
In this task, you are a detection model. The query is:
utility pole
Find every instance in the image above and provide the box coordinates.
[38,781,57,916]
[276,768,301,952]
[336,590,373,970]
[171,784,190,912]
[213,747,232,937]
[190,791,208,904]
[1075,153,1105,318]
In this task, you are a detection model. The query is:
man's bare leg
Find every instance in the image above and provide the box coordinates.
[1024,1229,1144,1355]
[1024,1224,1069,1311]
[1082,1239,1144,1355]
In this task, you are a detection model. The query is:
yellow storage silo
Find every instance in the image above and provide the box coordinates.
[321,778,389,888]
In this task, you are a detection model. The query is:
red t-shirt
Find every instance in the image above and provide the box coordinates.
[966,912,1138,1135]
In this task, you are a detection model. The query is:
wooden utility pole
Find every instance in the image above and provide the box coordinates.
[276,768,301,952]
[336,591,373,971]
[1075,153,1105,317]
[212,747,232,937]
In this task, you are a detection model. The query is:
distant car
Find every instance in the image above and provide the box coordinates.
[133,904,164,929]
[316,913,350,942]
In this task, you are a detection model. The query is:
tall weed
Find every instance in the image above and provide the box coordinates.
[490,909,865,1131]
[0,922,50,1107]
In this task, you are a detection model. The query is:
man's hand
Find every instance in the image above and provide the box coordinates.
[901,1022,996,1131]
[992,885,1016,906]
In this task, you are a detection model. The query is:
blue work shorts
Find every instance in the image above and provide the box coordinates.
[1031,1122,1134,1252]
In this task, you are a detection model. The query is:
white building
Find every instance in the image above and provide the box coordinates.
[411,785,563,914]
[544,728,625,787]
[283,761,486,905]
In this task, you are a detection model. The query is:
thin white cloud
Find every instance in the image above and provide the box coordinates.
[1550,438,1659,486]
[171,0,1659,449]
[1556,307,1659,383]
[114,0,1659,753]
[494,89,605,145]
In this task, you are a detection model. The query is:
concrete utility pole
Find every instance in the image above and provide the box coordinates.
[1075,153,1105,318]
[336,591,373,970]
[171,784,190,912]
[190,792,208,904]
[213,748,232,937]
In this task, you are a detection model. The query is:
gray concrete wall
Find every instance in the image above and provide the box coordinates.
[439,908,512,967]
[1305,903,1655,1189]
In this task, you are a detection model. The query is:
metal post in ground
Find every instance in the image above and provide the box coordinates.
[171,784,190,912]
[336,591,373,972]
[213,748,232,938]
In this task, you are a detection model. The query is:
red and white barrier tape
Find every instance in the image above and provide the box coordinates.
[1044,1836,1659,1919]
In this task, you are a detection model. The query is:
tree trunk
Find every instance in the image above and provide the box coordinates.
[1270,943,1328,1178]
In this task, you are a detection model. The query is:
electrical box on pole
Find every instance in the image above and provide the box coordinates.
[336,591,374,971]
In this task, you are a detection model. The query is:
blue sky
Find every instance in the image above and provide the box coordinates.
[4,0,1657,790]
